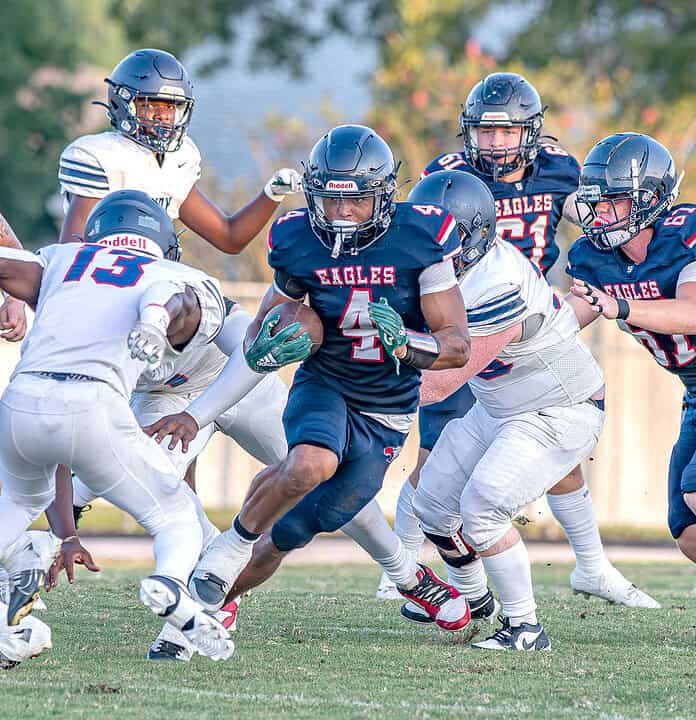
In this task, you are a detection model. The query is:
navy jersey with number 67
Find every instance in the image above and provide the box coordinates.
[268,203,460,415]
[567,204,696,392]
[423,144,580,276]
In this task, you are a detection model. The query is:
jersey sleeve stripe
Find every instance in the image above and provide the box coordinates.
[467,296,526,324]
[58,178,109,194]
[686,233,696,248]
[436,215,457,245]
[467,289,521,313]
[59,167,109,187]
[467,304,526,329]
[60,157,106,174]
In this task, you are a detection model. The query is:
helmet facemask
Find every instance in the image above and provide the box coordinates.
[303,176,397,258]
[461,114,543,182]
[577,158,683,251]
[107,82,194,154]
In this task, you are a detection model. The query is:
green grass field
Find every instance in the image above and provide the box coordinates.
[2,561,695,720]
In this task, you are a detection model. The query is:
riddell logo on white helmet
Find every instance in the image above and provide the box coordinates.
[326,180,359,191]
[96,234,163,258]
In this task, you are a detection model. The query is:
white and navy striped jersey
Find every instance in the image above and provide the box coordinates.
[59,131,201,219]
[11,243,224,400]
[462,239,603,417]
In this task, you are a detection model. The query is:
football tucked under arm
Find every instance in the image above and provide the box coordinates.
[419,323,521,406]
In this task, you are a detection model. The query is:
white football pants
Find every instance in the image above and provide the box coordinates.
[74,373,288,505]
[414,400,604,551]
[0,375,202,583]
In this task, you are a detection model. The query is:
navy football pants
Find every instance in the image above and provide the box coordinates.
[271,369,407,551]
[668,391,696,538]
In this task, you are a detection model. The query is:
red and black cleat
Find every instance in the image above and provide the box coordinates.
[214,597,239,632]
[397,564,471,632]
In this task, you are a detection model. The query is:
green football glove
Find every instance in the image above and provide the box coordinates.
[245,313,313,373]
[368,297,407,374]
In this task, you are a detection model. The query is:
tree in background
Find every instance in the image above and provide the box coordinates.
[363,1,696,284]
[3,0,695,253]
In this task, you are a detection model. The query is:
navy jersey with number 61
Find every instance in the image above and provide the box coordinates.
[268,203,460,415]
[567,204,696,392]
[423,144,580,276]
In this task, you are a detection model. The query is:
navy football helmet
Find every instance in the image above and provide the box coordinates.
[84,190,181,261]
[102,49,194,154]
[302,124,398,257]
[576,132,682,250]
[460,72,545,181]
[408,170,496,275]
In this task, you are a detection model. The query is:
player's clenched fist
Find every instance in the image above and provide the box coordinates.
[128,304,170,365]
[264,168,302,202]
[143,411,200,453]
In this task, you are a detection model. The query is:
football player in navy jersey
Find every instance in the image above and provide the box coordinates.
[566,132,696,565]
[184,125,476,634]
[379,73,655,609]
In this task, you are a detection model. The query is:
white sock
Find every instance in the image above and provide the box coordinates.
[547,484,605,577]
[182,484,220,553]
[376,537,419,588]
[481,540,537,627]
[395,480,426,555]
[446,559,488,599]
[342,500,399,559]
[153,522,203,585]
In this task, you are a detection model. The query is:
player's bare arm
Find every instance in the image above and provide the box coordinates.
[0,210,28,341]
[419,322,522,406]
[571,278,696,334]
[59,195,99,243]
[44,471,99,591]
[564,286,601,329]
[0,250,44,309]
[417,285,470,369]
[179,169,301,255]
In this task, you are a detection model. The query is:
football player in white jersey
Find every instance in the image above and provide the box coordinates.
[56,47,301,524]
[403,171,655,650]
[0,190,237,662]
[65,265,289,662]
[59,49,300,249]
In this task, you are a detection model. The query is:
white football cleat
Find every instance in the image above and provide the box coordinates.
[375,572,402,601]
[571,564,660,609]
[472,618,550,651]
[189,530,253,612]
[147,622,195,662]
[0,602,52,669]
[139,575,234,661]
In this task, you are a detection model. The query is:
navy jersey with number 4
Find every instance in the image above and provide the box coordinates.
[567,203,696,391]
[268,203,459,415]
[423,144,580,275]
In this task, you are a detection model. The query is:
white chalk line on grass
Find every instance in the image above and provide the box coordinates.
[1,678,671,719]
[0,677,532,715]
